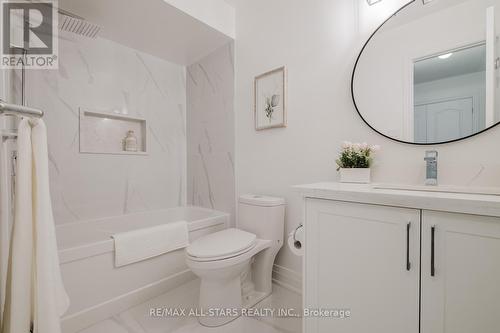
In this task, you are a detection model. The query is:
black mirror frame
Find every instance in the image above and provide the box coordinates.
[351,0,500,145]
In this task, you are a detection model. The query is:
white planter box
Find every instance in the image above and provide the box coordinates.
[339,168,371,184]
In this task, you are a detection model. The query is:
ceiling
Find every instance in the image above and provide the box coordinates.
[414,44,486,84]
[59,0,233,65]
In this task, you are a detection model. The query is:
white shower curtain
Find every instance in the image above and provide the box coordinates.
[1,118,69,333]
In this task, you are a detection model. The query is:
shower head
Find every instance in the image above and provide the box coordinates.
[58,9,101,38]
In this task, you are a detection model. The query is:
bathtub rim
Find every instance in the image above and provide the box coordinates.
[57,206,229,264]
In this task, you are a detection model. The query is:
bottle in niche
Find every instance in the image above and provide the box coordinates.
[124,130,138,152]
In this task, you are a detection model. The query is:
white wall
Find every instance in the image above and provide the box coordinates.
[233,0,500,275]
[187,43,236,222]
[20,31,187,224]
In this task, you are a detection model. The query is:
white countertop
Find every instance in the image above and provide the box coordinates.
[294,182,500,217]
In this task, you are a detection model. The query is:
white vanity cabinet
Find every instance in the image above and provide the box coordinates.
[421,211,500,333]
[298,183,500,333]
[304,199,420,333]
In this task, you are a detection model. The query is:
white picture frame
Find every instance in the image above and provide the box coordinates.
[254,66,287,130]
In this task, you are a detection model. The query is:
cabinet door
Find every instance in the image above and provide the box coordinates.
[304,199,420,333]
[421,211,500,333]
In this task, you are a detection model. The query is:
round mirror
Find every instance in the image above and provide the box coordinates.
[352,0,500,144]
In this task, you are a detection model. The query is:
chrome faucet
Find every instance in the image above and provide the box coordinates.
[424,151,438,186]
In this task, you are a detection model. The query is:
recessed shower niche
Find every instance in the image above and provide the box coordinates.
[79,109,148,155]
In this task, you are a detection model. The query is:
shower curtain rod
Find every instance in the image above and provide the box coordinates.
[0,100,44,118]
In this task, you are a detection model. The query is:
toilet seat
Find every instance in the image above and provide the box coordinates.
[187,228,257,262]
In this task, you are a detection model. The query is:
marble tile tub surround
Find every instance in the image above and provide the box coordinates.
[21,31,187,224]
[187,43,236,223]
[232,0,500,276]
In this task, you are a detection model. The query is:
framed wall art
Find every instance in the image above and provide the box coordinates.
[254,66,287,130]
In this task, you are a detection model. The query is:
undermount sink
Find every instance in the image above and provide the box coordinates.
[372,184,500,196]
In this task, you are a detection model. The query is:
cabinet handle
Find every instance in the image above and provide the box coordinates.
[431,226,436,277]
[406,222,411,271]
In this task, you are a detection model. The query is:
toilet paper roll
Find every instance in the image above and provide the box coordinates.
[288,225,304,256]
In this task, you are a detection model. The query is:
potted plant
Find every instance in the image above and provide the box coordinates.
[336,142,380,183]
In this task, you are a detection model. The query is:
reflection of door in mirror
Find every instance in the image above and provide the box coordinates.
[415,98,474,143]
[413,44,486,143]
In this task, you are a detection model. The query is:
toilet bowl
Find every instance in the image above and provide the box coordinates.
[185,195,285,327]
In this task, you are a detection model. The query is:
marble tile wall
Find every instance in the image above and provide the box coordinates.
[187,43,235,223]
[19,31,187,224]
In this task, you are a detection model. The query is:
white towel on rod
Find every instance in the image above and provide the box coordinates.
[112,221,189,267]
[0,139,16,329]
[1,118,69,333]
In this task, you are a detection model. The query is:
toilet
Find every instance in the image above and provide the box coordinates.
[185,194,285,327]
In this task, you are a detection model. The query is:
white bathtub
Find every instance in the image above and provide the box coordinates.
[57,206,229,333]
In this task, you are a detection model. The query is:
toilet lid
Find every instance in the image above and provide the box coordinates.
[187,228,257,259]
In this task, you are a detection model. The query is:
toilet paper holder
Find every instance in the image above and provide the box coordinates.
[292,224,303,249]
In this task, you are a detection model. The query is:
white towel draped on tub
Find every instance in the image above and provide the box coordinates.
[112,221,189,267]
[1,119,69,333]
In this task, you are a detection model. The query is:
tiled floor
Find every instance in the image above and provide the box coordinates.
[78,280,302,333]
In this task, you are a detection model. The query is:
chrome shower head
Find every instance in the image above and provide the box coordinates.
[58,9,101,38]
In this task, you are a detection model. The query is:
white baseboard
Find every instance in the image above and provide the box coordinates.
[61,270,196,333]
[272,264,302,295]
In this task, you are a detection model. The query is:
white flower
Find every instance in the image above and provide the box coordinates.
[360,142,368,150]
[342,141,352,149]
[353,143,361,151]
[371,145,381,151]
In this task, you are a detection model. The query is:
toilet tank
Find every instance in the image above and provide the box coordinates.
[238,194,285,243]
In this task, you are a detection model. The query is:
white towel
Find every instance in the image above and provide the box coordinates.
[1,119,70,333]
[0,139,16,329]
[112,221,189,267]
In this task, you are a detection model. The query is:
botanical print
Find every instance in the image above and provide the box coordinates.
[265,94,280,122]
[254,67,286,130]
